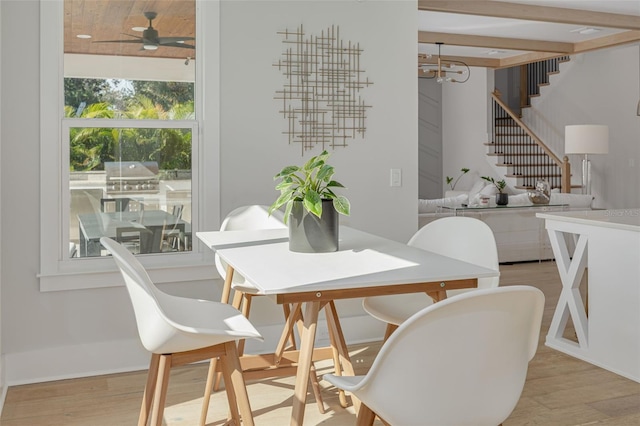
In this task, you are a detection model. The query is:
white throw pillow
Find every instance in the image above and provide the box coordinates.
[418,194,468,213]
[479,184,498,197]
[508,193,532,206]
[467,179,487,206]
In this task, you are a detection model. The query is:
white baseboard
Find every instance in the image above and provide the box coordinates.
[4,314,386,387]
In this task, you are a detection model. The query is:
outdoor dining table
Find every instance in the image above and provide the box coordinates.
[197,225,499,426]
[78,210,188,256]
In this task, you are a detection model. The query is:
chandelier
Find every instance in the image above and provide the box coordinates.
[420,42,470,84]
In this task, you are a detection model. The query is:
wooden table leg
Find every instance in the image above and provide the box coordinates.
[427,290,448,302]
[294,304,325,414]
[290,300,320,426]
[275,303,302,362]
[325,301,360,413]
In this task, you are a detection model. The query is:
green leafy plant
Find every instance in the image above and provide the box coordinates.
[481,176,507,193]
[269,150,351,224]
[445,167,470,190]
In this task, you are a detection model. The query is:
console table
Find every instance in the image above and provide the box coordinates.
[437,203,568,215]
[436,203,569,262]
[537,209,640,382]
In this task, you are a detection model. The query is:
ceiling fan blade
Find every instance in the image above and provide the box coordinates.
[158,37,195,43]
[93,39,143,44]
[158,42,196,49]
[93,33,143,44]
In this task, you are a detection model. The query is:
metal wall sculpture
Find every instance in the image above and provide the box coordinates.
[274,25,373,154]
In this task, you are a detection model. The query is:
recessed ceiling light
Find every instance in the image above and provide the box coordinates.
[76,34,92,39]
[571,27,601,35]
[132,26,146,32]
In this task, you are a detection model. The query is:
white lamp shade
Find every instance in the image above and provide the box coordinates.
[565,125,609,154]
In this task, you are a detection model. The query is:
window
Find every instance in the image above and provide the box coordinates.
[39,0,221,291]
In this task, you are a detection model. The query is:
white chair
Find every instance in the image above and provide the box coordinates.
[324,286,545,426]
[116,226,154,254]
[100,237,263,426]
[214,205,286,287]
[363,216,500,338]
[160,204,185,252]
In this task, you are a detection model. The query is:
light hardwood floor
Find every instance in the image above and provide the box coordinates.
[2,261,639,425]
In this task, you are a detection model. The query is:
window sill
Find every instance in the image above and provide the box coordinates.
[38,261,217,292]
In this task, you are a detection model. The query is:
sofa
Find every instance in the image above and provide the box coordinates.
[418,180,594,263]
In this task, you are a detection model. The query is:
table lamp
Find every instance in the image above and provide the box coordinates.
[565,125,609,195]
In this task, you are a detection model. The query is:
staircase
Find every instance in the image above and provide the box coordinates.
[520,56,570,110]
[488,92,570,192]
[487,57,572,192]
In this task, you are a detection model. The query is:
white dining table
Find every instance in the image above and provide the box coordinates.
[197,226,499,426]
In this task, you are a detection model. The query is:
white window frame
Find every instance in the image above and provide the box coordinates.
[38,0,220,291]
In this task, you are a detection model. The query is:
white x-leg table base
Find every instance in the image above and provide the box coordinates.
[546,229,589,349]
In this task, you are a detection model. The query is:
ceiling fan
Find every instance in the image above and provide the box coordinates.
[94,11,195,51]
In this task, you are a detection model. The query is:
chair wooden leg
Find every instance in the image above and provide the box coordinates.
[139,353,161,426]
[220,341,255,426]
[355,403,377,426]
[199,357,218,426]
[218,356,241,426]
[209,289,246,394]
[150,354,172,426]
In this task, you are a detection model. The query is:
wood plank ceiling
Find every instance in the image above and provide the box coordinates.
[64,0,195,60]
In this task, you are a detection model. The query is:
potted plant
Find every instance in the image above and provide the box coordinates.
[481,176,509,205]
[446,167,470,191]
[269,150,350,252]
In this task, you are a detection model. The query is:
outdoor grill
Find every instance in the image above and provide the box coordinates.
[104,161,160,194]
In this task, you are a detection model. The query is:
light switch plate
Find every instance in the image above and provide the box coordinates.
[390,168,402,187]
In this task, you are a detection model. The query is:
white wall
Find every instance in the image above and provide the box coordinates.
[442,67,496,190]
[0,0,417,385]
[218,1,418,242]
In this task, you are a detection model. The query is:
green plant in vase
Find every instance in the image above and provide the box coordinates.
[269,150,350,253]
[481,176,509,205]
[269,150,351,223]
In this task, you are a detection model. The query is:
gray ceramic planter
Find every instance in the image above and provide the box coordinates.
[288,199,339,253]
[496,192,509,206]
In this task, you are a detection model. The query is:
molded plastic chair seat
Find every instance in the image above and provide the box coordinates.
[325,286,545,426]
[101,237,263,426]
[363,216,500,329]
